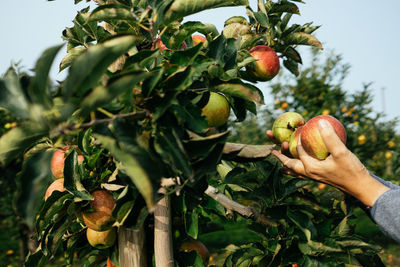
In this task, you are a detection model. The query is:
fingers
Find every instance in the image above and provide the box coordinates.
[271,150,306,175]
[318,120,347,158]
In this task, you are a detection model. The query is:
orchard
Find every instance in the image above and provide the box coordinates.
[0,0,396,266]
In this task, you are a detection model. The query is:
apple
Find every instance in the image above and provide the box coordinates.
[51,146,84,179]
[192,34,206,45]
[272,112,305,144]
[300,115,346,160]
[180,239,210,266]
[44,178,66,200]
[246,45,280,81]
[82,190,116,231]
[288,126,303,158]
[201,92,230,127]
[86,227,117,249]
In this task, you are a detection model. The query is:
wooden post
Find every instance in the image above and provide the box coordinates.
[118,226,147,267]
[154,190,174,267]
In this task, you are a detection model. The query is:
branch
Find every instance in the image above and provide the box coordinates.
[52,111,147,136]
[204,185,277,227]
[160,178,277,227]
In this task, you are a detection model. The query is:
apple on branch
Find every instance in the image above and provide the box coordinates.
[246,45,280,81]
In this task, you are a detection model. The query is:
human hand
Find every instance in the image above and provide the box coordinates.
[270,119,389,207]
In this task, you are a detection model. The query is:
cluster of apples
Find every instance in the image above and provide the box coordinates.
[272,112,347,160]
[45,146,117,249]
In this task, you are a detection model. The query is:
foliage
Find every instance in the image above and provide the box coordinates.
[0,0,387,266]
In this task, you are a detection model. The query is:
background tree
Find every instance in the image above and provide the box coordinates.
[0,0,392,266]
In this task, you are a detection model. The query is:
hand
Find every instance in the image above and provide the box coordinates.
[271,119,390,207]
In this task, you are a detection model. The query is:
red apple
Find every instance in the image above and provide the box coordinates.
[44,178,66,200]
[272,112,305,144]
[192,34,206,45]
[246,45,280,81]
[289,126,303,158]
[300,115,346,160]
[51,146,84,179]
[201,92,230,127]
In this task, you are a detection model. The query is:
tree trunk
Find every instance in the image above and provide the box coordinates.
[154,190,174,267]
[118,226,147,267]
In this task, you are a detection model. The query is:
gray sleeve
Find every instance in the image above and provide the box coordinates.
[371,189,400,243]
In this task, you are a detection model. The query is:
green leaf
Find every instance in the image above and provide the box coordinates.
[29,44,64,109]
[0,68,30,119]
[63,35,141,100]
[81,71,151,114]
[283,58,299,76]
[287,208,317,241]
[89,4,139,22]
[164,0,249,25]
[253,11,269,27]
[298,240,343,256]
[285,32,323,49]
[153,128,193,179]
[0,123,47,166]
[199,228,264,247]
[94,134,156,209]
[213,80,264,105]
[59,46,86,72]
[334,216,351,237]
[185,209,199,239]
[283,46,302,64]
[64,150,93,200]
[113,186,137,225]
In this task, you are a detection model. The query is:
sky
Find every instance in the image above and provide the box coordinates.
[1,0,399,123]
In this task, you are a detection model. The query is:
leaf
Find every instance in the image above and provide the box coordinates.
[153,128,193,179]
[89,4,139,22]
[164,0,249,25]
[94,134,156,209]
[283,46,302,64]
[283,58,299,76]
[285,32,323,49]
[214,80,264,105]
[199,228,264,247]
[334,216,351,237]
[0,123,48,166]
[287,208,317,241]
[29,44,64,109]
[0,68,30,119]
[81,71,151,114]
[59,46,86,72]
[64,150,93,200]
[63,35,141,100]
[185,209,199,239]
[222,142,274,162]
[298,240,343,256]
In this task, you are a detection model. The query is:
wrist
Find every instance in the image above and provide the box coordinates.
[350,173,390,207]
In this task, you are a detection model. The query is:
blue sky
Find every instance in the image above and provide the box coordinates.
[1,0,399,122]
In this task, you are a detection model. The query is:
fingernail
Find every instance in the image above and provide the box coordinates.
[318,119,329,129]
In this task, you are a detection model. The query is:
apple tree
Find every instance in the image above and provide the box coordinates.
[0,0,385,266]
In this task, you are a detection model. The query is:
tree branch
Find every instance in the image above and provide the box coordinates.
[160,178,277,227]
[204,185,277,227]
[52,111,148,136]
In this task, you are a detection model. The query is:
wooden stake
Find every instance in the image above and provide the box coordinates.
[118,226,147,267]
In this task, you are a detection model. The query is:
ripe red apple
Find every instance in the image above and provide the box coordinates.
[272,112,305,144]
[86,227,117,249]
[44,178,66,200]
[300,115,347,160]
[246,45,280,81]
[289,126,303,158]
[192,34,206,45]
[51,146,84,179]
[82,190,116,231]
[201,92,230,127]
